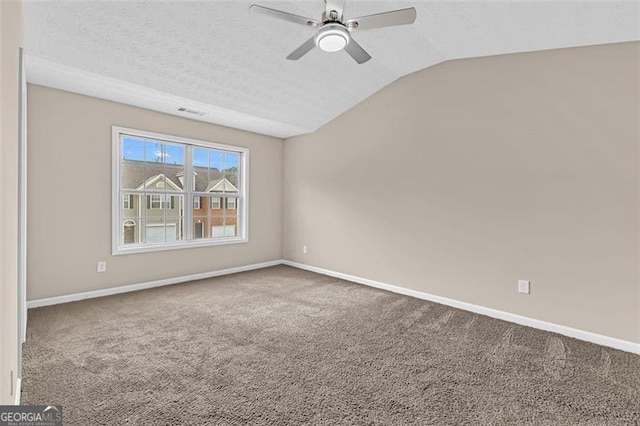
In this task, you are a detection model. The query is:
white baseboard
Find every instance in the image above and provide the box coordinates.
[282,260,640,355]
[14,378,21,405]
[26,260,283,309]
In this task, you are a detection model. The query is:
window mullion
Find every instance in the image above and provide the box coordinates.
[184,145,193,241]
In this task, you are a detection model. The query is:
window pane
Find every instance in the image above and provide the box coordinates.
[209,150,224,171]
[193,147,226,193]
[226,197,237,210]
[193,147,208,168]
[224,152,240,174]
[224,173,239,191]
[147,140,185,192]
[193,147,209,192]
[146,194,162,210]
[224,216,239,237]
[164,195,184,217]
[207,151,224,194]
[223,152,239,193]
[210,214,224,238]
[122,193,139,220]
[165,217,185,242]
[145,219,179,244]
[121,136,146,190]
[122,137,185,192]
[203,195,221,210]
[122,193,132,210]
[163,143,185,166]
[122,136,146,162]
[200,195,210,211]
[145,140,162,163]
[122,219,142,245]
[212,224,237,238]
[193,216,209,239]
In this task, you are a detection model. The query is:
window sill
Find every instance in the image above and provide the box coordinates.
[112,237,248,256]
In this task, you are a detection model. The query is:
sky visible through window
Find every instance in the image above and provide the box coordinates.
[122,136,239,170]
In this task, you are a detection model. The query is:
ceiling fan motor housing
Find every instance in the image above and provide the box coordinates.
[315,23,351,52]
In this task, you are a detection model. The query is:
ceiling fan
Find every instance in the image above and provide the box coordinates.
[249,0,417,64]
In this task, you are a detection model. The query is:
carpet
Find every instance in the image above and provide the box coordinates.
[22,265,640,425]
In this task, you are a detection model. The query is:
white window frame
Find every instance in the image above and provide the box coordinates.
[194,196,200,210]
[227,197,237,209]
[112,126,249,255]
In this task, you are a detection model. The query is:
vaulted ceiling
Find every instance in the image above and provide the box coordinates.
[24,1,639,138]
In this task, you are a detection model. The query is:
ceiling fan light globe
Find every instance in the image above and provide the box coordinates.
[315,24,350,52]
[318,34,347,52]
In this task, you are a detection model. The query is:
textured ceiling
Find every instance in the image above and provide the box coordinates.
[24,1,640,138]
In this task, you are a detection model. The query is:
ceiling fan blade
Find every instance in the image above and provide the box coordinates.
[250,5,320,27]
[346,7,416,31]
[344,38,371,64]
[287,37,317,61]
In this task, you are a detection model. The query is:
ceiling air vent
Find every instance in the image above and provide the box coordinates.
[177,107,208,116]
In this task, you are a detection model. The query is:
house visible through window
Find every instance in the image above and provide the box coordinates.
[114,127,248,254]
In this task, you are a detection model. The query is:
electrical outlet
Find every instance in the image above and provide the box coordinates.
[518,280,530,294]
[302,245,308,254]
[97,261,107,273]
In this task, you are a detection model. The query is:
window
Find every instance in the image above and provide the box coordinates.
[148,194,161,209]
[147,194,174,209]
[210,197,221,210]
[113,127,248,254]
[123,194,133,209]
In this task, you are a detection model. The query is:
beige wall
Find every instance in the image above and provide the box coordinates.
[27,85,283,300]
[283,42,640,343]
[1,0,23,405]
[25,43,640,345]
